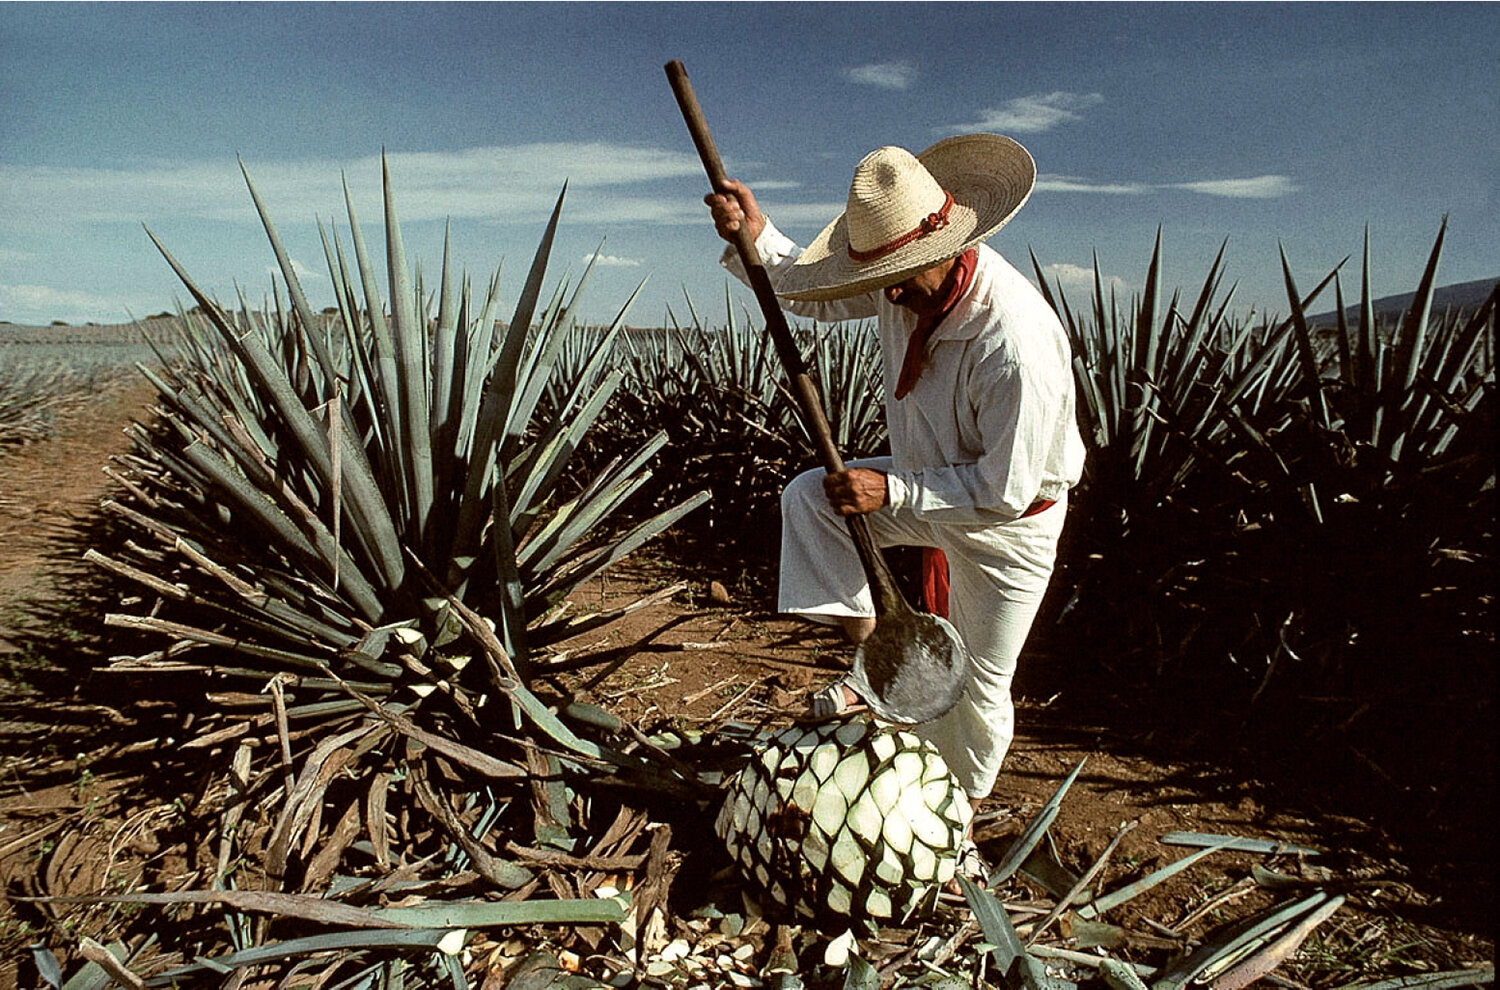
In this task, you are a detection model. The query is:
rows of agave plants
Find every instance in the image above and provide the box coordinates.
[1029,225,1494,815]
[49,144,1492,986]
[0,359,131,455]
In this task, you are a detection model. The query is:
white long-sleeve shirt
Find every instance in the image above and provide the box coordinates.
[723,220,1085,522]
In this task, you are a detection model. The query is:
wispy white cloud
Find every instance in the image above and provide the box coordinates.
[1039,263,1132,301]
[846,61,916,90]
[1037,175,1150,195]
[584,252,641,267]
[1169,175,1299,199]
[0,248,34,264]
[950,92,1104,134]
[1038,173,1297,199]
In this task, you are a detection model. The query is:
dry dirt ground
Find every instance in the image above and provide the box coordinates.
[0,379,1491,986]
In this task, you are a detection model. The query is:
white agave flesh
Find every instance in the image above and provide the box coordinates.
[920,751,952,782]
[829,826,864,886]
[811,781,848,836]
[832,750,870,803]
[899,786,950,849]
[755,830,773,867]
[936,853,957,885]
[714,799,733,839]
[826,880,852,917]
[909,840,938,882]
[751,776,770,814]
[846,790,884,845]
[870,731,897,762]
[809,741,840,782]
[893,750,924,788]
[791,770,819,812]
[874,844,905,885]
[865,887,893,919]
[730,792,751,835]
[868,766,901,815]
[881,804,914,855]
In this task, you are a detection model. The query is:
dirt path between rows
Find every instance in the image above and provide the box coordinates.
[0,379,1490,985]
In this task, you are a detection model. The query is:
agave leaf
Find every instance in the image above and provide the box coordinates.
[559,286,644,423]
[1393,216,1448,394]
[153,929,455,982]
[370,894,629,929]
[382,154,435,546]
[1206,894,1343,990]
[1278,245,1332,428]
[431,222,459,438]
[1151,892,1328,990]
[509,371,624,535]
[1135,227,1164,381]
[177,438,383,620]
[529,491,710,619]
[990,758,1086,885]
[1079,835,1239,919]
[842,953,879,990]
[449,189,568,571]
[959,876,1068,990]
[342,173,402,451]
[1158,832,1322,856]
[490,460,530,675]
[239,160,338,387]
[519,433,670,576]
[149,228,408,592]
[1340,967,1497,990]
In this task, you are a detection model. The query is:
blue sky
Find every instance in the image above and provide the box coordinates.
[2,3,1495,328]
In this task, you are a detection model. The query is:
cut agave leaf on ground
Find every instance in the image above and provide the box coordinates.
[1206,894,1344,990]
[1338,966,1496,990]
[1151,892,1330,990]
[368,894,630,929]
[990,758,1086,885]
[1079,835,1239,919]
[1158,832,1322,856]
[960,875,1071,990]
[153,929,455,982]
[842,953,879,990]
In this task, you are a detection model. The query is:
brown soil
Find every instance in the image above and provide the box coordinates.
[0,379,1491,987]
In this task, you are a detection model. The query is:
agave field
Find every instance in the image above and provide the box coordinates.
[0,157,1492,989]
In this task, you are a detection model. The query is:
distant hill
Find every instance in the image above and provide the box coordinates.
[1307,277,1496,327]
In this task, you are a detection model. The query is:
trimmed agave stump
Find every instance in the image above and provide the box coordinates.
[716,720,972,924]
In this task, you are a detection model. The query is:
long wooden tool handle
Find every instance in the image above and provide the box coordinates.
[664,59,846,476]
[665,59,903,614]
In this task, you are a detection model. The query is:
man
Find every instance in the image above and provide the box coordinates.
[705,134,1085,804]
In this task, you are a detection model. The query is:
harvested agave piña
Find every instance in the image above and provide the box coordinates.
[716,719,972,923]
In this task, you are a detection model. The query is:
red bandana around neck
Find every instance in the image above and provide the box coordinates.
[893,248,977,400]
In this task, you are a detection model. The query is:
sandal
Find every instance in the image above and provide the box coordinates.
[805,677,867,721]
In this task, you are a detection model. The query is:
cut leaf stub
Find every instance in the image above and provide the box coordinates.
[715,719,971,923]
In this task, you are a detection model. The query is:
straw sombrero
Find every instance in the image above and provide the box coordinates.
[775,133,1035,302]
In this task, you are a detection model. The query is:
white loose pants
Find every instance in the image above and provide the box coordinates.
[779,457,1067,799]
